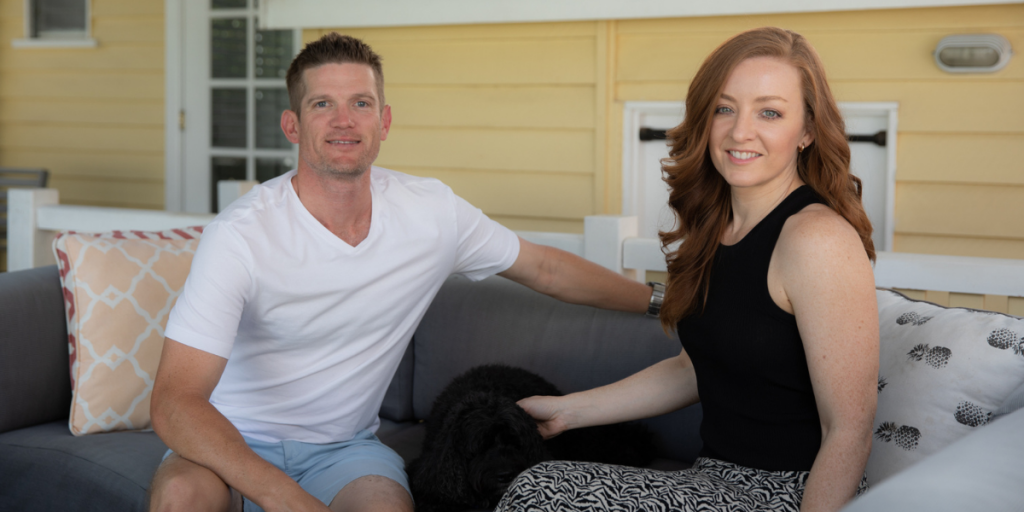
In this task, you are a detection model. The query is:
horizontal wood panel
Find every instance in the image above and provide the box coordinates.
[618,81,1024,133]
[893,234,1024,259]
[48,177,164,209]
[489,215,584,234]
[616,4,1024,34]
[949,292,985,310]
[0,99,162,125]
[895,183,1024,239]
[1010,297,1024,317]
[831,81,1024,133]
[388,85,594,129]
[311,21,597,42]
[616,33,719,83]
[392,166,593,219]
[616,81,689,101]
[617,29,1024,81]
[93,17,164,43]
[0,72,163,100]
[0,44,164,71]
[91,0,164,17]
[0,11,163,42]
[898,133,1024,185]
[367,38,596,85]
[0,150,163,180]
[0,1,24,17]
[377,127,594,174]
[0,124,163,153]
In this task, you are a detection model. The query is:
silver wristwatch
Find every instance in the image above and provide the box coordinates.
[646,282,665,318]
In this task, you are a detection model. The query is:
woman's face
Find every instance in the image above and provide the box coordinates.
[708,56,814,191]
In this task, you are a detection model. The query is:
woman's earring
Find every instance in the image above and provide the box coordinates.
[798,144,805,153]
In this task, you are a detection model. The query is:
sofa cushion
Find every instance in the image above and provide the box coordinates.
[992,380,1024,421]
[412,275,703,463]
[867,290,1024,485]
[0,421,167,512]
[53,228,203,435]
[842,408,1024,512]
[0,266,71,435]
[376,418,427,463]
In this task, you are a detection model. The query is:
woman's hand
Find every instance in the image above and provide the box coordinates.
[517,395,571,439]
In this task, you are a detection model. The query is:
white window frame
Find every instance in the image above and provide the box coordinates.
[165,0,300,213]
[11,0,97,48]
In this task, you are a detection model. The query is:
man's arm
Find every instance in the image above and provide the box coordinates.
[151,338,329,512]
[498,237,652,313]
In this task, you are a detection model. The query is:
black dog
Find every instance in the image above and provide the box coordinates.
[407,364,655,512]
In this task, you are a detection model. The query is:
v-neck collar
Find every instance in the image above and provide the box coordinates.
[286,169,382,253]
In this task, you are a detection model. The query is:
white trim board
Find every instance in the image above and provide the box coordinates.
[258,0,1020,29]
[165,0,184,212]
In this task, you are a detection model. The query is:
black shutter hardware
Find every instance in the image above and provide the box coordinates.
[639,128,887,147]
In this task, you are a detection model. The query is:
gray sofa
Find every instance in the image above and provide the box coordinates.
[1,265,1022,511]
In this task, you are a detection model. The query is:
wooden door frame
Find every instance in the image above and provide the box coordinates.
[165,0,184,212]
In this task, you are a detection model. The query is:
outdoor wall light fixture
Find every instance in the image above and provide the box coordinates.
[934,34,1012,73]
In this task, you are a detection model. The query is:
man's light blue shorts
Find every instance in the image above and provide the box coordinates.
[162,429,410,511]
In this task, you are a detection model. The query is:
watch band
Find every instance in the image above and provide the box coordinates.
[646,282,665,318]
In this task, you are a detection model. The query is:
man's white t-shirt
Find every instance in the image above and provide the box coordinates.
[164,167,520,444]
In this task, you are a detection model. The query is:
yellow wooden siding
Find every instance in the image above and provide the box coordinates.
[894,234,1024,259]
[0,1,1018,255]
[305,23,606,232]
[314,4,1024,242]
[1011,297,1024,317]
[0,0,164,209]
[611,4,1024,259]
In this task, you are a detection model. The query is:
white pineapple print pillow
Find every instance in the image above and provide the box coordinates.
[867,290,1024,485]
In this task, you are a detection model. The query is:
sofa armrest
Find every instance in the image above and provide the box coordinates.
[0,265,71,434]
[841,407,1024,512]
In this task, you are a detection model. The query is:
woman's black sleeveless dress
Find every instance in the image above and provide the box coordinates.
[495,186,867,512]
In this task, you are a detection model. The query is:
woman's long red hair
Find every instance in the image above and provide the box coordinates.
[659,27,875,332]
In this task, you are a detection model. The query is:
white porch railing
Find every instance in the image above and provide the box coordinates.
[8,186,1024,302]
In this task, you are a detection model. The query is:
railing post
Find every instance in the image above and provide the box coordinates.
[584,215,639,280]
[217,180,259,213]
[8,188,60,272]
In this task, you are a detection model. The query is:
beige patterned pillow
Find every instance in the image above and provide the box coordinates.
[53,227,203,436]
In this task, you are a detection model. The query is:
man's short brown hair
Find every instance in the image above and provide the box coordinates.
[285,33,385,116]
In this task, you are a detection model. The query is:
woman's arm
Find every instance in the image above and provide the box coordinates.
[518,349,699,439]
[775,207,879,512]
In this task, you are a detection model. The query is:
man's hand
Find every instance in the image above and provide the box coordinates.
[150,339,325,511]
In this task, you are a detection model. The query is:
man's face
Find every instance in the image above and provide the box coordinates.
[282,62,391,180]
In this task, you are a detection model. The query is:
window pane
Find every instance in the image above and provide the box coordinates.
[256,157,294,183]
[211,157,247,213]
[255,27,293,79]
[33,0,86,35]
[212,88,247,148]
[255,88,292,149]
[211,0,246,8]
[211,18,247,78]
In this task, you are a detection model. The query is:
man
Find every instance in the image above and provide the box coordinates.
[148,33,653,512]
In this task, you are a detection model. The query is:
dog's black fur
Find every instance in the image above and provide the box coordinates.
[407,364,655,512]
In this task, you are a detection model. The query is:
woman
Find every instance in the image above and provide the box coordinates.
[496,27,879,512]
